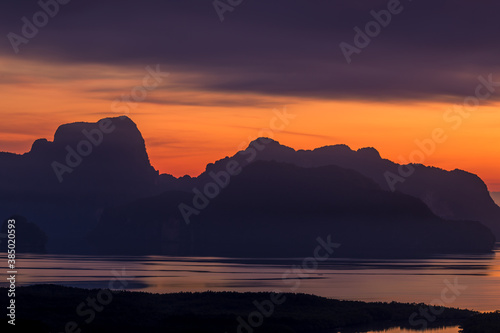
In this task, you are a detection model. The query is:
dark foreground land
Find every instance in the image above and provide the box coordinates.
[459,311,500,332]
[1,284,498,332]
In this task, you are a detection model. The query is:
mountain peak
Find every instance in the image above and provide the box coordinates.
[53,116,137,144]
[247,137,294,151]
[357,147,381,159]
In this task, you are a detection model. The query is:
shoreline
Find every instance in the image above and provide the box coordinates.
[1,284,489,332]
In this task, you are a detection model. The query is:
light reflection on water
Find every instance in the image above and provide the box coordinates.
[1,247,499,313]
[367,327,459,333]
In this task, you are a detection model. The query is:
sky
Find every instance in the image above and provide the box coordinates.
[1,0,500,191]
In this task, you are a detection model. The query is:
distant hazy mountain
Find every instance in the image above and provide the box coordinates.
[91,160,495,257]
[0,215,47,253]
[0,116,498,255]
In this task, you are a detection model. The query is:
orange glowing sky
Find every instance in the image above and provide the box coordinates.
[1,56,500,191]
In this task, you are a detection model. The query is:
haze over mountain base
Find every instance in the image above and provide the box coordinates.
[491,192,500,206]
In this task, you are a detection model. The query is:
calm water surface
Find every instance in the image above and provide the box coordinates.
[368,328,459,333]
[2,247,499,320]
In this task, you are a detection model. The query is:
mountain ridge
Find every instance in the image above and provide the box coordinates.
[190,137,500,237]
[1,116,499,254]
[91,160,496,257]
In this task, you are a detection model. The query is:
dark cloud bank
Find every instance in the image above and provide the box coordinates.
[1,0,500,102]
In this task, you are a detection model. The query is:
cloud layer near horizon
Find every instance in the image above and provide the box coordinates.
[2,0,500,190]
[1,0,500,102]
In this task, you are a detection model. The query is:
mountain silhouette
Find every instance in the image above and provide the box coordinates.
[0,116,161,252]
[0,116,498,256]
[188,138,500,238]
[91,160,495,257]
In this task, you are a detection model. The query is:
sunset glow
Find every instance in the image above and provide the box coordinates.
[2,56,500,191]
[2,1,500,330]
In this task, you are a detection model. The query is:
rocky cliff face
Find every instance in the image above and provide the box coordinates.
[0,116,161,250]
[0,116,158,195]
